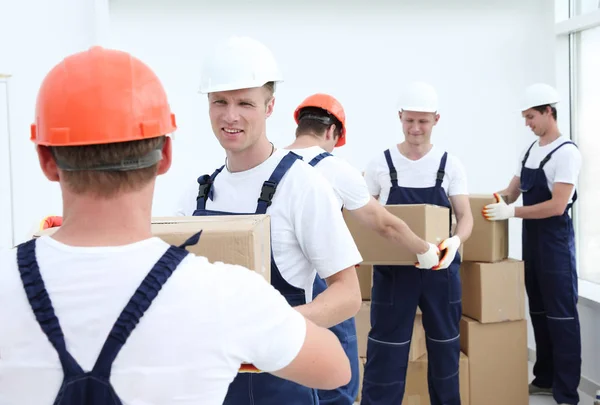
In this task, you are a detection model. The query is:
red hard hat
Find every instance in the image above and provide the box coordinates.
[294,93,346,147]
[31,46,177,146]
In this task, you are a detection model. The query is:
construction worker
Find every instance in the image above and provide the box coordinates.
[483,83,582,405]
[177,36,363,405]
[360,81,473,405]
[0,46,352,405]
[285,93,441,405]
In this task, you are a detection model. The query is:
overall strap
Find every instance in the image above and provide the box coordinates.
[92,231,202,378]
[16,239,84,377]
[307,152,333,167]
[539,141,577,170]
[521,141,537,168]
[435,152,448,188]
[384,149,398,188]
[255,152,301,215]
[196,165,225,211]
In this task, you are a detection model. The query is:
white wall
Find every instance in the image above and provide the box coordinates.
[0,0,110,246]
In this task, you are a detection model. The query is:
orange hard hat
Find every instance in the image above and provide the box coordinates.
[294,93,346,147]
[31,46,176,147]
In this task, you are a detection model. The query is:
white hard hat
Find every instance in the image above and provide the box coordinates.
[521,83,560,111]
[199,36,283,94]
[397,81,438,113]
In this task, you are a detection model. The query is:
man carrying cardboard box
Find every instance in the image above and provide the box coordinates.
[285,93,441,405]
[0,46,352,405]
[177,37,363,405]
[483,83,582,405]
[361,81,473,405]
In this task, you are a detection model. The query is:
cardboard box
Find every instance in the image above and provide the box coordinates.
[408,314,427,361]
[460,316,528,405]
[356,302,371,357]
[34,215,272,282]
[461,259,525,323]
[355,302,426,361]
[344,204,450,265]
[357,264,373,300]
[403,352,470,405]
[462,195,509,262]
[355,357,367,402]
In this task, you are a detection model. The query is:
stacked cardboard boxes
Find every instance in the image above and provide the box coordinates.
[345,204,470,404]
[460,195,529,405]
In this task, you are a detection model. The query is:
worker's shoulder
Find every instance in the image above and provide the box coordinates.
[173,253,273,296]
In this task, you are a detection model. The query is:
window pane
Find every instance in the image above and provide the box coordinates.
[556,0,570,22]
[573,0,600,16]
[575,26,600,284]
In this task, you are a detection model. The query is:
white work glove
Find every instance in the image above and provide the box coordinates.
[433,235,461,270]
[415,243,441,270]
[482,193,515,221]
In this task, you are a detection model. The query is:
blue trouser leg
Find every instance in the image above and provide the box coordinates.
[223,372,319,405]
[420,258,462,405]
[525,236,554,389]
[537,223,581,405]
[360,265,421,405]
[312,275,359,405]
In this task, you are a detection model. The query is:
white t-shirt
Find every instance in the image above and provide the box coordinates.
[177,148,363,302]
[289,146,371,211]
[515,135,581,202]
[0,236,306,405]
[364,145,469,204]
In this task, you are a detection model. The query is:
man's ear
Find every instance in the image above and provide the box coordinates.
[36,146,60,182]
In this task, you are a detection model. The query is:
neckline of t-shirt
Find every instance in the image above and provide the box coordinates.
[393,144,439,164]
[223,148,289,179]
[535,134,569,149]
[38,234,165,254]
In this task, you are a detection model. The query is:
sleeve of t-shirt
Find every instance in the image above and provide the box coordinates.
[363,157,382,197]
[222,265,307,372]
[553,145,582,186]
[293,166,363,279]
[515,145,530,178]
[335,161,372,211]
[448,156,469,196]
[174,179,202,216]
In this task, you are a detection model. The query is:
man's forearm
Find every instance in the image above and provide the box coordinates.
[453,215,473,243]
[295,281,361,329]
[515,200,564,219]
[378,214,429,255]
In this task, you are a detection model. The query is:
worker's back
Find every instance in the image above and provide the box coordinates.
[0,234,306,404]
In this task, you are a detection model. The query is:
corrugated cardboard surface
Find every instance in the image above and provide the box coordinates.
[355,357,366,402]
[459,316,528,405]
[462,195,509,262]
[408,314,426,361]
[402,352,470,405]
[344,204,450,265]
[357,264,373,300]
[356,302,371,357]
[461,259,525,323]
[34,215,271,282]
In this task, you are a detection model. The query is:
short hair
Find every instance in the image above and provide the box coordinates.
[49,136,165,198]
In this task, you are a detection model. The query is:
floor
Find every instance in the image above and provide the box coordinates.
[353,361,594,404]
[527,362,593,405]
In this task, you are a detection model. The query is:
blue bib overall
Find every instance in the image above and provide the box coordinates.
[193,151,319,405]
[15,232,201,404]
[520,140,581,405]
[306,151,360,405]
[361,149,462,405]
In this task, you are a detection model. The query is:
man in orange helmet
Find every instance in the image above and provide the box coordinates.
[0,46,352,405]
[286,93,441,405]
